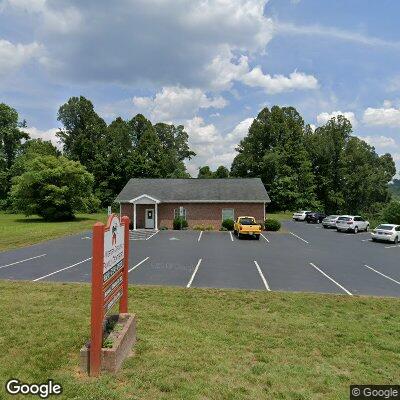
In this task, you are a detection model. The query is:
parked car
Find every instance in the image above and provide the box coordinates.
[371,224,400,244]
[292,211,311,221]
[336,216,369,233]
[322,215,339,228]
[233,216,261,239]
[305,212,326,224]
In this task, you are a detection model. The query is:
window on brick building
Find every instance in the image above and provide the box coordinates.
[222,208,234,221]
[174,208,187,220]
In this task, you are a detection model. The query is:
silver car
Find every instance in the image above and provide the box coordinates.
[336,215,369,233]
[322,215,339,229]
[371,224,400,244]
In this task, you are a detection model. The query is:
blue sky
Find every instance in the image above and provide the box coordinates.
[0,0,399,176]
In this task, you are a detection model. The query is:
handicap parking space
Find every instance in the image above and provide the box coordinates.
[1,222,399,297]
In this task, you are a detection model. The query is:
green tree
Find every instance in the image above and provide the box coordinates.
[11,156,98,220]
[231,106,317,210]
[341,138,395,213]
[306,115,396,214]
[10,139,60,177]
[0,103,29,202]
[381,201,400,224]
[305,115,352,213]
[389,179,400,200]
[93,117,138,205]
[214,165,230,178]
[57,96,107,172]
[198,166,213,179]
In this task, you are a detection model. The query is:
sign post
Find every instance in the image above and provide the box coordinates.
[89,214,130,377]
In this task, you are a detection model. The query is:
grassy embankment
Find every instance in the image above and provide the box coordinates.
[0,281,399,399]
[0,212,108,252]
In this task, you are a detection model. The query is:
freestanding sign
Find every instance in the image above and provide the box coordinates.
[89,214,130,376]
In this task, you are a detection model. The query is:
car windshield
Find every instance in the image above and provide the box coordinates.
[327,215,338,218]
[239,218,256,225]
[338,217,351,221]
[376,225,394,230]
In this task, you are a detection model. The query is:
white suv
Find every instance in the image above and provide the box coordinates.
[292,211,311,221]
[336,216,369,233]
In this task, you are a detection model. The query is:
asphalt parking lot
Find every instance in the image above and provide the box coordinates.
[1,220,399,297]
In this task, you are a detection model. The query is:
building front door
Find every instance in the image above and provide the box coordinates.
[145,208,155,229]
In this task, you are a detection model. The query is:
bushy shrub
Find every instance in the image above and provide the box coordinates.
[220,226,228,231]
[382,201,400,224]
[11,155,95,221]
[205,225,214,231]
[264,218,281,231]
[193,224,206,230]
[221,218,234,231]
[173,217,188,230]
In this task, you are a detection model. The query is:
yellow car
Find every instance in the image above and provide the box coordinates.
[233,216,262,240]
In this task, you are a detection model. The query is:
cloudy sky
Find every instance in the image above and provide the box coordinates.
[0,0,399,176]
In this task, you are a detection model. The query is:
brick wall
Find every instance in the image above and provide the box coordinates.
[121,202,265,230]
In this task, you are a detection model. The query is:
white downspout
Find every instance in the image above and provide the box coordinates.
[133,203,137,231]
[155,202,158,230]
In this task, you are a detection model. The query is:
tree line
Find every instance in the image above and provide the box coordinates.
[201,106,397,215]
[0,97,195,219]
[0,100,397,220]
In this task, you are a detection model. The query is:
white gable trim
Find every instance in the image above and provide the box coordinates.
[129,194,160,204]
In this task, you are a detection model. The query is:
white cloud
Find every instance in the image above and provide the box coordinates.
[363,106,400,127]
[226,118,254,142]
[317,111,358,127]
[1,0,274,88]
[2,0,82,33]
[360,135,398,149]
[132,86,227,121]
[241,68,318,93]
[185,116,253,175]
[206,47,318,93]
[274,21,400,48]
[22,127,61,149]
[0,39,43,76]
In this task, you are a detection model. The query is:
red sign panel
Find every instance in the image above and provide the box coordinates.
[90,214,130,376]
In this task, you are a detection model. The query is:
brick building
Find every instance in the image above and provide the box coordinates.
[115,178,270,230]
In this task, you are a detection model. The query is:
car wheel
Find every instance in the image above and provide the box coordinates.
[238,233,242,239]
[372,238,377,242]
[354,226,359,234]
[394,236,399,244]
[255,234,260,240]
[365,225,369,232]
[336,228,340,232]
[323,225,328,229]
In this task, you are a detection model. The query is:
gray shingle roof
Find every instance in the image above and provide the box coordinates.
[115,178,270,203]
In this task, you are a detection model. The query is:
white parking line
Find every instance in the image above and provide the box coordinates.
[364,264,400,286]
[146,231,159,241]
[0,254,47,270]
[309,262,352,295]
[254,261,270,291]
[260,233,269,243]
[128,257,150,273]
[198,231,203,242]
[289,232,309,244]
[33,257,92,282]
[229,231,234,241]
[187,258,202,288]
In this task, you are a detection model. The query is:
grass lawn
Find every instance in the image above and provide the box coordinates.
[0,212,108,252]
[267,211,293,222]
[0,282,399,399]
